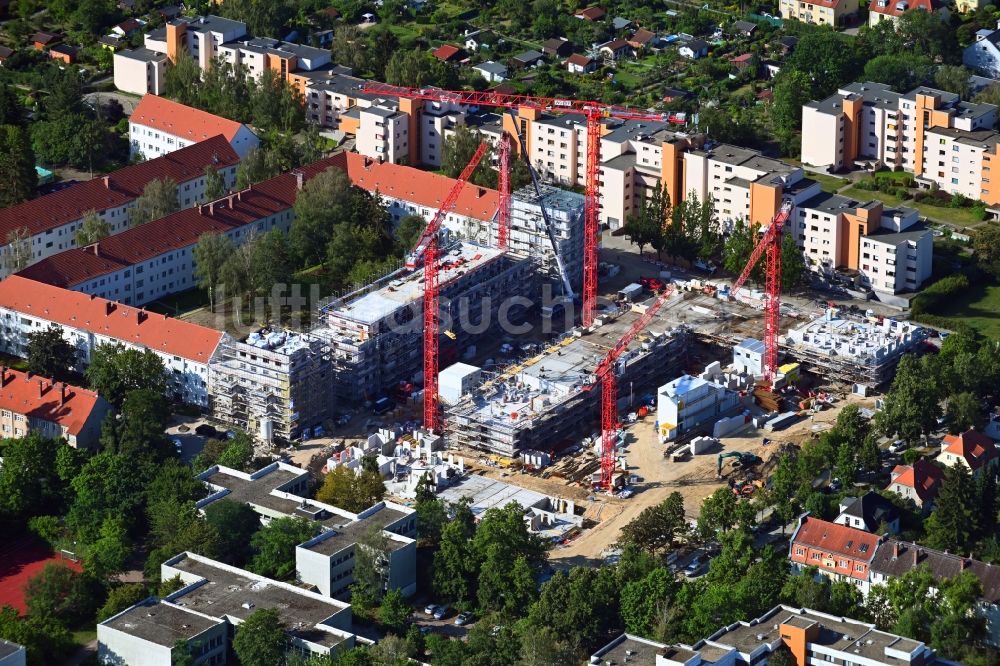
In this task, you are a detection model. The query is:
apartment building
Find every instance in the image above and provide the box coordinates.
[0,135,239,277]
[98,552,361,666]
[0,368,108,449]
[801,83,1000,203]
[789,515,883,594]
[656,374,741,442]
[17,157,341,306]
[129,94,259,160]
[867,0,942,26]
[0,276,226,407]
[112,47,167,95]
[778,0,859,25]
[791,195,932,295]
[197,462,417,597]
[216,36,330,81]
[592,605,943,666]
[208,328,333,443]
[145,15,247,68]
[356,105,409,164]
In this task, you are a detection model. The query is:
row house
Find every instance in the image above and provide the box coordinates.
[0,135,239,277]
[0,276,226,407]
[0,368,109,449]
[17,158,341,306]
[129,94,259,160]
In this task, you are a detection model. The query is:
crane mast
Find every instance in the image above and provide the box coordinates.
[730,200,793,388]
[592,287,674,489]
[497,132,511,250]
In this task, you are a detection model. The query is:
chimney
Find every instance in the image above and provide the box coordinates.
[477,187,486,198]
[295,170,304,190]
[137,309,147,325]
[93,242,100,257]
[59,382,66,407]
[209,202,215,216]
[199,204,206,215]
[228,194,235,207]
[106,302,116,316]
[960,558,967,571]
[38,381,44,398]
[913,548,920,565]
[102,176,111,189]
[892,542,899,558]
[0,366,6,387]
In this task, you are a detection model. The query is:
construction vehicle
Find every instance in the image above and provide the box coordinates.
[361,82,676,328]
[730,476,766,497]
[717,451,763,478]
[729,200,793,388]
[583,286,675,489]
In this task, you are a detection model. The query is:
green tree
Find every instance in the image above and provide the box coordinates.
[385,49,454,89]
[0,124,36,206]
[85,343,167,407]
[433,519,476,604]
[440,126,493,188]
[946,392,983,433]
[216,431,255,471]
[771,71,812,155]
[622,205,660,257]
[413,474,447,547]
[897,9,956,61]
[618,492,687,553]
[620,567,679,638]
[0,433,65,518]
[924,463,977,553]
[232,607,287,666]
[875,354,941,442]
[0,84,24,126]
[129,177,179,226]
[525,566,621,660]
[193,232,235,311]
[235,146,271,189]
[250,517,320,580]
[25,323,75,379]
[104,387,171,459]
[4,226,31,274]
[395,214,426,254]
[315,460,386,513]
[97,583,149,621]
[291,167,376,265]
[352,524,391,611]
[202,164,225,201]
[83,516,132,579]
[934,65,972,98]
[67,451,150,540]
[975,83,1000,107]
[204,499,261,566]
[862,54,933,92]
[74,210,111,246]
[24,562,100,626]
[0,603,73,666]
[723,219,763,282]
[30,114,105,169]
[251,229,293,297]
[786,31,863,98]
[781,231,805,290]
[697,487,739,539]
[378,588,410,633]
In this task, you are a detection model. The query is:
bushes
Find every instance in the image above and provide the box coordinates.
[910,273,969,317]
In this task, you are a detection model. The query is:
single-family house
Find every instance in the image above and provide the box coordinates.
[886,459,944,510]
[432,44,466,63]
[566,53,597,74]
[542,37,573,58]
[789,515,883,594]
[777,35,799,53]
[598,39,632,61]
[628,28,656,51]
[612,16,634,31]
[464,29,498,51]
[31,31,61,50]
[512,49,545,68]
[575,6,606,20]
[731,19,758,36]
[730,52,755,72]
[834,491,901,534]
[99,35,125,50]
[112,18,143,37]
[473,61,507,83]
[49,44,77,64]
[965,26,1000,79]
[937,428,999,475]
[762,59,782,78]
[0,46,12,65]
[662,87,692,103]
[679,39,708,59]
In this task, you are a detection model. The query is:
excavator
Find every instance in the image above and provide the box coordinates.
[717,451,763,479]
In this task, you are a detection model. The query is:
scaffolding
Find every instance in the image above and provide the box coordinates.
[208,328,333,442]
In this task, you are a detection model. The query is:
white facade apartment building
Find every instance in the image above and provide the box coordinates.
[357,105,409,164]
[112,47,167,96]
[216,37,330,81]
[144,15,248,71]
[0,135,240,278]
[917,126,1000,200]
[129,94,259,160]
[0,276,226,407]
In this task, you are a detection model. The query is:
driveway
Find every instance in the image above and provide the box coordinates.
[83,91,141,116]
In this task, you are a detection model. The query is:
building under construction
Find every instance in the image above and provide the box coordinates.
[208,328,333,442]
[782,309,927,387]
[446,299,691,456]
[317,242,538,404]
[503,185,585,295]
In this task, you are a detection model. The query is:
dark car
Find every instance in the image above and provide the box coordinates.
[195,424,218,438]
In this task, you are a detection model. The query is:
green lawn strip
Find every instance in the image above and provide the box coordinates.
[928,281,1000,339]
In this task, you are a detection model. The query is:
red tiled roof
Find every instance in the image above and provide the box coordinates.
[31,32,60,45]
[0,276,224,363]
[18,157,343,289]
[566,53,594,66]
[601,39,630,51]
[0,368,101,436]
[869,0,932,15]
[432,44,463,61]
[792,516,881,562]
[730,53,753,64]
[341,152,499,222]
[942,429,998,470]
[889,459,944,503]
[575,6,606,20]
[131,95,248,144]
[629,28,655,45]
[116,18,141,32]
[0,135,238,242]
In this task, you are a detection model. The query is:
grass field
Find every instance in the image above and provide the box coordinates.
[908,201,983,229]
[839,186,904,206]
[808,172,849,193]
[930,281,1000,339]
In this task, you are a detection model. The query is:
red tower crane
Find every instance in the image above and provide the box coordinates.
[588,286,675,489]
[729,200,793,388]
[408,141,490,433]
[497,132,512,250]
[361,83,672,327]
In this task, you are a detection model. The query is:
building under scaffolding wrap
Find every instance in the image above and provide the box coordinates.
[446,302,691,456]
[208,328,333,442]
[316,242,538,404]
[504,185,585,296]
[782,309,927,387]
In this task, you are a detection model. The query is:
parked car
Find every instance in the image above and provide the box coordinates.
[171,438,183,453]
[455,612,473,626]
[195,424,218,438]
[373,397,395,414]
[685,556,704,577]
[424,603,438,616]
[433,605,450,620]
[693,259,717,275]
[888,440,907,454]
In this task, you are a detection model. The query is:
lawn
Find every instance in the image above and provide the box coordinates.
[908,201,984,229]
[839,186,904,206]
[930,280,1000,339]
[808,172,848,194]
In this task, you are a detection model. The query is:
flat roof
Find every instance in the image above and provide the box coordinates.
[437,474,547,518]
[593,635,665,666]
[103,599,221,647]
[303,507,410,555]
